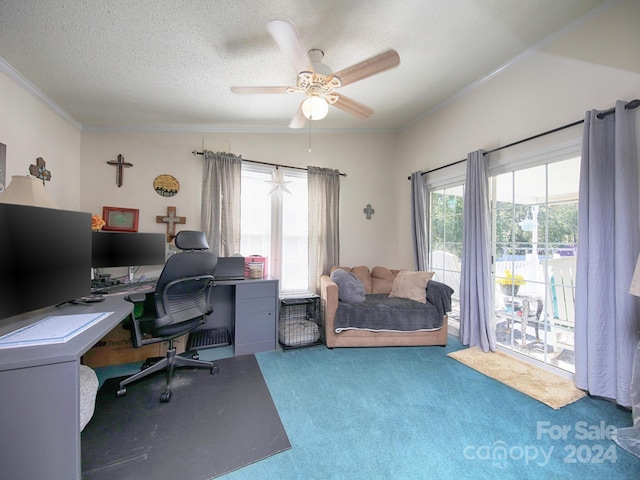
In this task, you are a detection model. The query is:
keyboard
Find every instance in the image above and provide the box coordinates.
[93,278,157,295]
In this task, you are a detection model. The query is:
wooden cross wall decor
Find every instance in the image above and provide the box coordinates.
[107,154,133,187]
[156,206,186,242]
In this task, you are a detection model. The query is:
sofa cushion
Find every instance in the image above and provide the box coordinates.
[388,270,435,303]
[330,269,366,303]
[350,266,372,293]
[370,266,398,294]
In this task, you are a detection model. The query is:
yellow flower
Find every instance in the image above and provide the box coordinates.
[497,269,525,286]
[92,214,105,231]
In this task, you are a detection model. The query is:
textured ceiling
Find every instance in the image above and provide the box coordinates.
[0,0,611,132]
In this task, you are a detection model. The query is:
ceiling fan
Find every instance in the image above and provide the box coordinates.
[230,19,400,128]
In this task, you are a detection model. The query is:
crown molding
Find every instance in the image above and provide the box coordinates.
[0,56,82,131]
[80,123,396,135]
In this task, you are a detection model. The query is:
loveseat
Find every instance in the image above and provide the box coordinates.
[320,266,452,348]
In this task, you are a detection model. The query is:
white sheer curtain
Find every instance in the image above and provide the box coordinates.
[200,150,242,256]
[459,150,496,352]
[308,166,340,293]
[410,171,428,271]
[575,101,640,407]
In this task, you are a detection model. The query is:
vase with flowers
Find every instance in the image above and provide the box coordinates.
[92,214,105,232]
[497,269,525,296]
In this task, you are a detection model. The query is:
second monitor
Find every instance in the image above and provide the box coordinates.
[91,232,166,280]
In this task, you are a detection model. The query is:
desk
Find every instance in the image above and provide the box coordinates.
[0,296,133,480]
[0,277,279,480]
[200,276,279,355]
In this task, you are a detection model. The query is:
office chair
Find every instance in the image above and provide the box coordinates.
[116,230,219,403]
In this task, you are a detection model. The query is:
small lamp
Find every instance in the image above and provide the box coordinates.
[0,175,58,208]
[302,96,329,121]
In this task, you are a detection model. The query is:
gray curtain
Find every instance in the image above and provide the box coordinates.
[575,101,639,407]
[200,150,242,256]
[460,150,495,352]
[308,166,340,293]
[410,171,428,271]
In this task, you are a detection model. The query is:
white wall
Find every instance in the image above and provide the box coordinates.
[394,0,640,268]
[0,73,81,210]
[80,130,397,268]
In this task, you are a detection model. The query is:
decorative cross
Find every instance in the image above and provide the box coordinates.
[364,204,375,220]
[29,157,51,185]
[107,154,133,187]
[156,206,186,242]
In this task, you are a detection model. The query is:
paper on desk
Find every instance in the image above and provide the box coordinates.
[0,312,114,348]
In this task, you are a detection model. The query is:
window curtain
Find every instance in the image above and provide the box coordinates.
[575,101,640,408]
[459,150,496,352]
[410,171,428,271]
[200,150,242,256]
[308,166,340,293]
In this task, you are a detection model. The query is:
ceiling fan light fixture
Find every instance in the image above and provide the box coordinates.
[302,96,329,120]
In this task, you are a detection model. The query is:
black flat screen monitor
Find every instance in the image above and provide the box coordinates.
[91,231,166,268]
[0,203,92,320]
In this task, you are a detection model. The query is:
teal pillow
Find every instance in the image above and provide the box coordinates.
[330,269,366,303]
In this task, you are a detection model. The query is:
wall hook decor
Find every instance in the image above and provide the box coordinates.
[107,154,133,187]
[29,157,51,185]
[364,204,375,220]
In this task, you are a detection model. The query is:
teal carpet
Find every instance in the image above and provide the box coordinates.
[231,338,637,479]
[95,337,638,479]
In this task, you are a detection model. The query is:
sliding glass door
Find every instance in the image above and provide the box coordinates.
[491,157,580,373]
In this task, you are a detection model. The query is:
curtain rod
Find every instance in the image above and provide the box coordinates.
[408,99,640,180]
[191,150,347,176]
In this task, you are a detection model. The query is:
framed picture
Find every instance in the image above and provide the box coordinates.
[102,206,139,232]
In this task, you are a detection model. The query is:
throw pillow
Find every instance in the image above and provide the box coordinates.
[330,269,366,303]
[388,270,435,303]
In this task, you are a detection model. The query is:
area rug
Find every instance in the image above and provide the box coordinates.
[448,347,586,409]
[81,354,291,480]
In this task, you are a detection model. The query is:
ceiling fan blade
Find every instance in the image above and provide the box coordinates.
[332,95,374,120]
[267,19,313,74]
[288,102,307,129]
[333,49,400,87]
[230,86,290,94]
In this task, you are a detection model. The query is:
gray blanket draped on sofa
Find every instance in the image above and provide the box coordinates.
[334,281,453,333]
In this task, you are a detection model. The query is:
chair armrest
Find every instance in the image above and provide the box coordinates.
[320,275,339,346]
[125,292,147,304]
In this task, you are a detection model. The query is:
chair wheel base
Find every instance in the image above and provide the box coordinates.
[160,390,172,403]
[211,364,219,375]
[116,387,127,397]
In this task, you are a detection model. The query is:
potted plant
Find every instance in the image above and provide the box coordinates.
[497,270,525,296]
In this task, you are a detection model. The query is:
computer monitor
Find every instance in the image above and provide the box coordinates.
[91,231,166,270]
[0,203,92,321]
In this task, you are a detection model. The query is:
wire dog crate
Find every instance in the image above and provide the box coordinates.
[278,295,323,350]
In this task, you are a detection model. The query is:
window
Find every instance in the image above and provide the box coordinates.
[240,164,308,292]
[428,185,464,325]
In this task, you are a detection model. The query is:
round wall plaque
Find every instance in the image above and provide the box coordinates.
[153,174,180,197]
